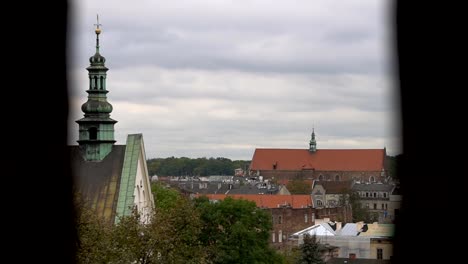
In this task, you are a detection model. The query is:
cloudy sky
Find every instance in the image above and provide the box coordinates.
[68,0,400,160]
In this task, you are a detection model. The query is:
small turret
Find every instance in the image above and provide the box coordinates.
[309,128,317,153]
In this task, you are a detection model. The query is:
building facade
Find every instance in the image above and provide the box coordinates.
[352,183,400,223]
[249,131,388,183]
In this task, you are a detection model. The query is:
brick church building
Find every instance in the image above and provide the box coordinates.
[249,130,388,183]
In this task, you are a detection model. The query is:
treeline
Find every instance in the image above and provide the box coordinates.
[147,157,250,177]
[386,154,402,179]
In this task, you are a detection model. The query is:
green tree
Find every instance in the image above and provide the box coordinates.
[386,154,402,179]
[75,198,114,264]
[194,196,284,264]
[340,191,378,223]
[151,182,181,211]
[297,234,324,264]
[76,185,209,264]
[147,156,251,176]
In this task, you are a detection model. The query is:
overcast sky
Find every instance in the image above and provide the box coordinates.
[68,0,400,160]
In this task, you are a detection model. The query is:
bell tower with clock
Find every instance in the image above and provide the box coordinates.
[76,15,117,161]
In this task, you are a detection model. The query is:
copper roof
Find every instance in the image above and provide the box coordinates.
[71,145,126,223]
[250,149,385,171]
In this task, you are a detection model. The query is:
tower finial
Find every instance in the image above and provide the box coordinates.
[94,14,102,53]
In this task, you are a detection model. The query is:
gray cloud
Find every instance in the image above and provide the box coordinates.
[69,0,401,160]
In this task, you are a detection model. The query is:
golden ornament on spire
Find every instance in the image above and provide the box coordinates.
[94,14,102,34]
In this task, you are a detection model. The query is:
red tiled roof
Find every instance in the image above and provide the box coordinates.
[250,149,385,171]
[197,194,313,209]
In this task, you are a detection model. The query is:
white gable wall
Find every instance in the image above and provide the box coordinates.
[133,137,155,223]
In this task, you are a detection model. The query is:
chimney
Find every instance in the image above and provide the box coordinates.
[336,222,342,231]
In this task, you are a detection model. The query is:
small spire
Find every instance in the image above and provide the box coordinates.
[94,14,102,53]
[309,127,317,153]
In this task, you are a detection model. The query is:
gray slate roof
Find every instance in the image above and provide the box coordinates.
[352,183,394,192]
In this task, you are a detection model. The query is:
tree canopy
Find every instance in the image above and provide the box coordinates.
[76,184,283,263]
[147,157,250,177]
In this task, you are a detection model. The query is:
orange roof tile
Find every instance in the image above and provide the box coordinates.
[197,194,313,209]
[250,149,385,171]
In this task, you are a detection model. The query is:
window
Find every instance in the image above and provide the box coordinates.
[374,203,377,210]
[272,163,277,170]
[311,213,315,222]
[366,203,369,209]
[335,175,340,181]
[88,127,97,140]
[304,214,308,223]
[366,192,369,197]
[94,76,98,89]
[318,175,324,181]
[349,253,356,259]
[382,204,384,209]
[383,192,387,198]
[272,232,276,243]
[373,192,377,198]
[278,230,282,243]
[377,248,383,259]
[278,215,282,224]
[385,204,388,210]
[100,76,104,90]
[316,200,323,207]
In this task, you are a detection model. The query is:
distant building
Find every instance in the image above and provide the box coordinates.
[198,194,350,249]
[291,220,395,260]
[351,183,401,223]
[234,168,245,176]
[170,175,284,196]
[327,258,391,264]
[71,23,154,224]
[312,180,354,208]
[249,130,388,183]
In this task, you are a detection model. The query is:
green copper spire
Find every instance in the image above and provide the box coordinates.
[76,15,117,161]
[309,127,317,153]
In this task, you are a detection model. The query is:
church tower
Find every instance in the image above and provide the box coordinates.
[309,128,317,153]
[76,17,117,161]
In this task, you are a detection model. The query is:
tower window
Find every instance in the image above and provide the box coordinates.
[100,76,104,90]
[94,76,98,89]
[89,127,97,140]
[335,175,340,181]
[318,175,323,181]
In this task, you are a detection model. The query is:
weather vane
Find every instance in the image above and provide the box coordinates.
[94,14,102,29]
